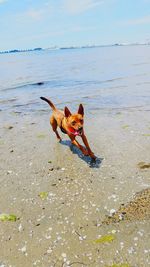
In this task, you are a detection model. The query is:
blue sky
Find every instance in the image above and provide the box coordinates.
[0,0,150,50]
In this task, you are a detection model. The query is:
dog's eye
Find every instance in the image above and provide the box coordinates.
[80,119,83,123]
[71,121,76,126]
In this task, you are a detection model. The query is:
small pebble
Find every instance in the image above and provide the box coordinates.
[109,209,116,216]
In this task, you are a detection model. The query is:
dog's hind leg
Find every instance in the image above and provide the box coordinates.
[50,115,62,141]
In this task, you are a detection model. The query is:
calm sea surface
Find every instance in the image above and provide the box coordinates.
[0,46,150,114]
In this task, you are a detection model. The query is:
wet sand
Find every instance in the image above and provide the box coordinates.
[0,107,150,267]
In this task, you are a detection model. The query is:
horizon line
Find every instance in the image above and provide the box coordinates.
[0,42,150,54]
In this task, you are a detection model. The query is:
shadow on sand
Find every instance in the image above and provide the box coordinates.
[60,140,103,168]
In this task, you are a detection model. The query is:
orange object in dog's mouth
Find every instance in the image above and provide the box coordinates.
[68,127,83,136]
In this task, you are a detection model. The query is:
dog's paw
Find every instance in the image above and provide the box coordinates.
[82,148,89,156]
[89,152,96,160]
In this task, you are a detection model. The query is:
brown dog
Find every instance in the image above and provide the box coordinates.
[40,97,96,159]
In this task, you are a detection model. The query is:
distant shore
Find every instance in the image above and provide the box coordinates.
[0,42,150,54]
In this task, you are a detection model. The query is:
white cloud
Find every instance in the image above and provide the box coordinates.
[0,0,7,3]
[16,3,53,21]
[25,9,44,20]
[124,15,150,26]
[62,0,103,14]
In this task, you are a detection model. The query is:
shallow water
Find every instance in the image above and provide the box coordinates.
[0,46,150,114]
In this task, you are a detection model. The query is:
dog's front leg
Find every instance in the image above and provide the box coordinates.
[81,132,96,159]
[69,135,89,156]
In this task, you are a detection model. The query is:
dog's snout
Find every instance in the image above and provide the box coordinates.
[78,126,83,131]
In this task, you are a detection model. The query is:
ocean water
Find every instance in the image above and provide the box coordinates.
[0,46,150,114]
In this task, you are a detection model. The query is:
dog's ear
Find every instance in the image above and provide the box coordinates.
[64,107,72,118]
[78,104,84,116]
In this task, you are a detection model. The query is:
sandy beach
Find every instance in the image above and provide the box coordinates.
[0,104,150,267]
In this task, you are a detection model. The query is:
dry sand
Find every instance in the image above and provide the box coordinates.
[0,107,150,267]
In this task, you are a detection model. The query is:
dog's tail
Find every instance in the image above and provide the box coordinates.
[40,97,56,110]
